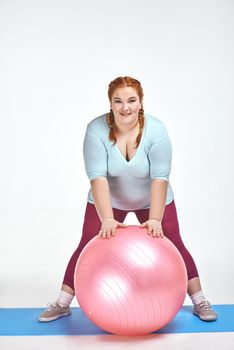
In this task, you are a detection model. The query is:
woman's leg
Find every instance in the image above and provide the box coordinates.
[38,203,128,322]
[134,200,217,321]
[61,202,102,293]
[62,202,128,292]
[134,201,200,290]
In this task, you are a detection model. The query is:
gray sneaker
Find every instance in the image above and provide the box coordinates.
[193,301,218,321]
[38,302,71,322]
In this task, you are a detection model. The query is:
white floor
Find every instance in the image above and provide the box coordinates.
[1,333,234,350]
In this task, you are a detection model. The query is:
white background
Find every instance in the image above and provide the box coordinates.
[0,0,233,307]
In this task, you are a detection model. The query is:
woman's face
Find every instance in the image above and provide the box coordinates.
[110,86,142,129]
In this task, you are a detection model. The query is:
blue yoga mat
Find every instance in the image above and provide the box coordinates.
[0,305,233,336]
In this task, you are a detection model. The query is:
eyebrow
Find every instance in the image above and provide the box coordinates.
[113,96,137,100]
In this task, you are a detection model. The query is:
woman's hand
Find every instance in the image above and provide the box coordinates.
[141,219,164,238]
[98,218,128,239]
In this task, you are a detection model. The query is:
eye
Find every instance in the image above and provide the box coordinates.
[114,100,121,103]
[129,99,136,103]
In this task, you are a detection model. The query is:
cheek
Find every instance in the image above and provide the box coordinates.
[112,104,121,111]
[113,107,121,115]
[132,103,141,112]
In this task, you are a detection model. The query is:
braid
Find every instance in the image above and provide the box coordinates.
[108,109,117,144]
[108,106,145,148]
[135,106,145,148]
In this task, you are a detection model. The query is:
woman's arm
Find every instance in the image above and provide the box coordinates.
[83,125,127,238]
[141,178,168,237]
[149,179,168,221]
[91,176,127,238]
[91,176,114,222]
[143,120,172,236]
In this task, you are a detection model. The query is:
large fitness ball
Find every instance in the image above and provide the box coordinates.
[74,225,187,336]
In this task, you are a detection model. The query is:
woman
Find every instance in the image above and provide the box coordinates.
[38,76,217,323]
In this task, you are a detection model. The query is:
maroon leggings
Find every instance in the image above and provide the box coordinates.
[63,200,199,290]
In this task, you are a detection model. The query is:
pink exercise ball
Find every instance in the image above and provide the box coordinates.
[74,225,187,336]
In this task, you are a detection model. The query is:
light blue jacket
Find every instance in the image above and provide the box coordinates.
[83,113,174,210]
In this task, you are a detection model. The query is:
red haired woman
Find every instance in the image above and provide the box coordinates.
[38,76,217,323]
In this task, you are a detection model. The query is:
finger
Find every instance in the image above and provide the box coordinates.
[148,227,153,235]
[101,230,107,239]
[157,229,164,238]
[141,222,147,228]
[156,227,163,237]
[151,227,160,238]
[106,228,111,239]
[111,227,116,236]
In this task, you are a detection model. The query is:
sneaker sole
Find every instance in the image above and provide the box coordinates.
[193,311,217,322]
[38,311,71,323]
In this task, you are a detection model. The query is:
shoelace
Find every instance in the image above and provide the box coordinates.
[199,301,211,310]
[46,302,59,311]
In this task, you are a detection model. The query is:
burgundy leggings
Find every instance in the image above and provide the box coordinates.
[63,200,199,290]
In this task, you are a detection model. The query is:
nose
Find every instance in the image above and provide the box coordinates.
[122,103,130,112]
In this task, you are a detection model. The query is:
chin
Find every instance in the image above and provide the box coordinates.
[118,115,138,122]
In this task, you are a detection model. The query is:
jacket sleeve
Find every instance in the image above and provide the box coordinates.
[83,125,108,181]
[148,122,172,181]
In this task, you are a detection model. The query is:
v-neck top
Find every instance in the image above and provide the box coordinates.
[83,113,174,210]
